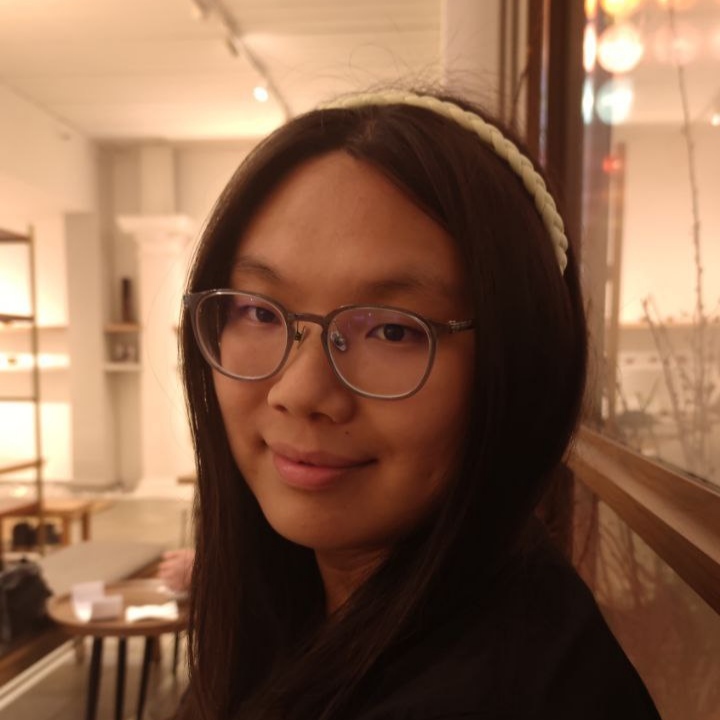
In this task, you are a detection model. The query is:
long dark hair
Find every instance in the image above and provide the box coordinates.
[177,91,588,720]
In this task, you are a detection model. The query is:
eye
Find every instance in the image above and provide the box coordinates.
[227,298,282,326]
[369,323,425,343]
[247,305,280,324]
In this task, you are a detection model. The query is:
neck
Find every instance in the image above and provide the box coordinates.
[315,547,387,614]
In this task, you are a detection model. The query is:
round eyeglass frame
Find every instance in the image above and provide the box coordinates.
[183,289,474,400]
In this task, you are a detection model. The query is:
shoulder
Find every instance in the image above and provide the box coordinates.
[352,525,662,720]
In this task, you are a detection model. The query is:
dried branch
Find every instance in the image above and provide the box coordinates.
[668,3,708,457]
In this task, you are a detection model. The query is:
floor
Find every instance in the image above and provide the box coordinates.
[0,489,193,720]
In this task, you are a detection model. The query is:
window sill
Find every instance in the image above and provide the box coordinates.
[569,426,720,614]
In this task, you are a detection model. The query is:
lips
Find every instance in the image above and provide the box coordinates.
[268,442,374,490]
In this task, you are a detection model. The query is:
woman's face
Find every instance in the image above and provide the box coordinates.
[214,151,474,565]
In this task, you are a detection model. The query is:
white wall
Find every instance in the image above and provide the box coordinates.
[0,84,98,483]
[0,84,96,214]
[175,141,254,232]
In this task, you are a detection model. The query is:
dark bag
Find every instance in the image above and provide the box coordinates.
[0,559,52,645]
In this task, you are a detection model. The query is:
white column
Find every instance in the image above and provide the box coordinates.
[116,214,195,494]
[67,212,114,487]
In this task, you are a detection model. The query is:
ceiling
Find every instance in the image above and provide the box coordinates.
[0,0,718,143]
[0,0,442,141]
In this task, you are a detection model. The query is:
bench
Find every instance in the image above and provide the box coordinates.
[37,540,166,597]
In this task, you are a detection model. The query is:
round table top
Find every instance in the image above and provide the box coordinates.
[47,579,188,637]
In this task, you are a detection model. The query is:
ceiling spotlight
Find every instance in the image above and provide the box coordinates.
[253,85,270,103]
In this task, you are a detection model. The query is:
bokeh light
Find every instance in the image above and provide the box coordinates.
[652,22,701,65]
[584,23,598,71]
[596,77,635,124]
[597,23,645,73]
[600,0,643,17]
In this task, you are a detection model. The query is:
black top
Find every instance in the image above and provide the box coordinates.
[351,525,662,720]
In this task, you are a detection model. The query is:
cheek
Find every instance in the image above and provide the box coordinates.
[213,374,264,455]
[386,353,473,483]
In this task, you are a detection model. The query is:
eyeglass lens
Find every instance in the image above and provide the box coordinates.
[194,292,433,397]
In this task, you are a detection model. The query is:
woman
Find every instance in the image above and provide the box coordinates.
[177,90,661,719]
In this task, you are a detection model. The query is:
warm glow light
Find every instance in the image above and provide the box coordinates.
[656,0,697,10]
[600,0,643,16]
[189,0,208,20]
[586,0,599,19]
[253,86,269,102]
[596,78,634,124]
[602,154,624,173]
[582,79,596,125]
[584,23,598,71]
[710,26,720,59]
[711,113,720,127]
[597,23,645,73]
[653,22,700,65]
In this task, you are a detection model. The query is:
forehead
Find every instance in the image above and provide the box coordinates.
[233,152,468,306]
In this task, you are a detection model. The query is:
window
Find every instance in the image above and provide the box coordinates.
[581,0,720,490]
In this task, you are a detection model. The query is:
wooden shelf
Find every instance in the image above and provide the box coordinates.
[0,366,67,375]
[0,354,69,373]
[104,362,141,373]
[0,324,66,333]
[0,459,44,476]
[105,323,141,333]
[0,225,44,565]
[0,313,35,324]
[0,229,31,243]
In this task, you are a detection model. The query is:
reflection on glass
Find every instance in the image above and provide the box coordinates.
[574,482,720,720]
[582,0,720,488]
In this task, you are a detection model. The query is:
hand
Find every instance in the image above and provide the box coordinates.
[157,548,195,593]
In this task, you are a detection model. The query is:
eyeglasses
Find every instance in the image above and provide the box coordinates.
[184,290,474,400]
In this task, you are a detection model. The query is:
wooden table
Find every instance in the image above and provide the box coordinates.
[0,497,38,518]
[0,498,39,565]
[47,579,187,720]
[0,498,103,548]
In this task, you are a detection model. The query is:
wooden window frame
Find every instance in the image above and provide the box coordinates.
[570,426,720,615]
[524,0,720,618]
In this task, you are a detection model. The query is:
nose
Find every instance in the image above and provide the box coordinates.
[266,325,355,423]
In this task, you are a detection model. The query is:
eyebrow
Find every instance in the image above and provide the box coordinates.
[232,256,283,283]
[231,255,462,303]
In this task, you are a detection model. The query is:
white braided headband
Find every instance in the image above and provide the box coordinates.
[321,91,569,274]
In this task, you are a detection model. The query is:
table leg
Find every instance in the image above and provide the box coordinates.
[61,517,71,545]
[85,637,104,720]
[81,511,91,541]
[115,638,127,720]
[172,632,180,676]
[136,637,154,720]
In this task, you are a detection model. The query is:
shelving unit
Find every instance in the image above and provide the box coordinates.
[0,227,45,561]
[104,322,141,371]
